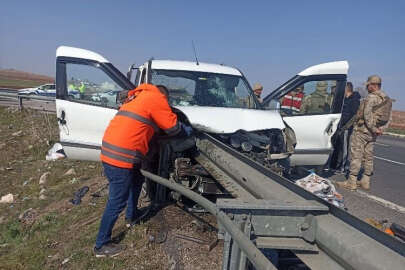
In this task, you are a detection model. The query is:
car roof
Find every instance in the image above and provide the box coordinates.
[150,60,242,76]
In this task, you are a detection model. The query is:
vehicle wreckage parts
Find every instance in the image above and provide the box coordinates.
[194,133,404,270]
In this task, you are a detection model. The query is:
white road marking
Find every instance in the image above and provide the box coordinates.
[375,142,390,147]
[374,156,405,166]
[356,190,405,214]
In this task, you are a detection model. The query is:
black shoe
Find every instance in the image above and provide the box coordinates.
[94,242,125,258]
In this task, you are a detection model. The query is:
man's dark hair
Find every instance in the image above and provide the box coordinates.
[346,81,353,92]
[156,85,169,97]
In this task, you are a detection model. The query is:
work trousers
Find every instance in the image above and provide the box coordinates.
[95,162,144,248]
[341,129,353,172]
[349,130,376,176]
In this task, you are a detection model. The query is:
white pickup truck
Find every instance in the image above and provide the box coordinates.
[54,46,347,169]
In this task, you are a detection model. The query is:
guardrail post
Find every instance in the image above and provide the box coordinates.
[18,96,23,110]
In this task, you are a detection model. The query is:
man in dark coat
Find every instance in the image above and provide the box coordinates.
[338,82,361,172]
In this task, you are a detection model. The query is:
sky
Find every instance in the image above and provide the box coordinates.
[1,0,404,109]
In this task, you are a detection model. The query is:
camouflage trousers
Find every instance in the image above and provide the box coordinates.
[349,130,376,176]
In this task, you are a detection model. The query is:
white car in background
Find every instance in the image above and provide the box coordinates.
[18,83,56,96]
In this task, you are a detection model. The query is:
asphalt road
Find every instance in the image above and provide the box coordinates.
[330,135,405,226]
[372,135,405,206]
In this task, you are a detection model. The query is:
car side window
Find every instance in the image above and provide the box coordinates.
[279,80,336,116]
[66,64,124,108]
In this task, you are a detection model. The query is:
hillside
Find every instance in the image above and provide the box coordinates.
[0,69,54,89]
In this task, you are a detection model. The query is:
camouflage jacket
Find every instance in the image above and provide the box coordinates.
[355,89,391,134]
[300,90,332,114]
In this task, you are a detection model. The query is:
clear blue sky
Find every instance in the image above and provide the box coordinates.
[1,0,404,109]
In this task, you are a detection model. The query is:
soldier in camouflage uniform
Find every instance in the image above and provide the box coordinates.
[336,75,391,191]
[300,81,332,114]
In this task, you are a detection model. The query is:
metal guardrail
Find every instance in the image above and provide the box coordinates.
[196,134,405,270]
[0,90,55,110]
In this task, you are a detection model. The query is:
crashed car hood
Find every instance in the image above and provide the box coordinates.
[174,106,285,133]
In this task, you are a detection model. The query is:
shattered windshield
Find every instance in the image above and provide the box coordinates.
[151,69,258,109]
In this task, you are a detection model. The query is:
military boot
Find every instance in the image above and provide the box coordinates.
[359,175,370,190]
[335,174,357,191]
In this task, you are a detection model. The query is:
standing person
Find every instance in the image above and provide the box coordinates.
[252,83,263,103]
[94,84,191,257]
[281,85,304,114]
[339,82,361,173]
[336,75,392,191]
[79,81,86,99]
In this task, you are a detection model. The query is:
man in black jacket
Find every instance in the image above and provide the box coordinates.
[339,82,361,173]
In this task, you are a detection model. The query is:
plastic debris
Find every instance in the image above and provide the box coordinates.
[70,186,90,205]
[295,172,345,208]
[0,194,14,203]
[45,143,66,160]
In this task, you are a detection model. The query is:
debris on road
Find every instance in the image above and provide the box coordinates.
[390,223,405,242]
[295,172,345,208]
[0,193,14,203]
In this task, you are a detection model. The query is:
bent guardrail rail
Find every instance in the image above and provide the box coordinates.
[140,169,276,270]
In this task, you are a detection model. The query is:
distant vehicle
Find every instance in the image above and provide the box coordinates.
[18,83,56,96]
[90,90,121,106]
[19,83,80,99]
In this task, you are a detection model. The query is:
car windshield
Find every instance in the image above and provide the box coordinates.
[151,69,258,109]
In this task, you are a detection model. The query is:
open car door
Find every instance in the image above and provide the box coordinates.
[55,46,135,161]
[263,61,348,167]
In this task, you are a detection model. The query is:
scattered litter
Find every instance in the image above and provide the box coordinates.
[28,145,33,149]
[70,177,78,184]
[6,167,13,171]
[295,172,345,208]
[12,130,23,136]
[61,257,70,265]
[22,180,30,186]
[39,172,50,185]
[40,188,46,195]
[45,143,66,160]
[64,168,76,176]
[39,194,47,200]
[22,196,30,201]
[70,186,89,205]
[88,165,96,169]
[0,194,14,203]
[391,223,405,241]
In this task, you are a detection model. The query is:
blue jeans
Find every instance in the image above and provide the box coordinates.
[95,162,144,248]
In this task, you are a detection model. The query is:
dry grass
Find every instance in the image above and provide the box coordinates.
[0,106,222,269]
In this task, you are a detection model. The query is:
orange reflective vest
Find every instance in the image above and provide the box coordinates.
[101,84,180,168]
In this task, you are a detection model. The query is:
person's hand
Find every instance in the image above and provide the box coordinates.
[375,128,383,136]
[180,122,193,136]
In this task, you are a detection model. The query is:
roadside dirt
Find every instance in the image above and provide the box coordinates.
[0,107,222,269]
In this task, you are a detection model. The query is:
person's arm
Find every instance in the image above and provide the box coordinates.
[149,95,180,135]
[363,95,379,134]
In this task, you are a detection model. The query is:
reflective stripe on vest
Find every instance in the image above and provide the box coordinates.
[116,110,160,132]
[102,141,144,159]
[101,148,141,164]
